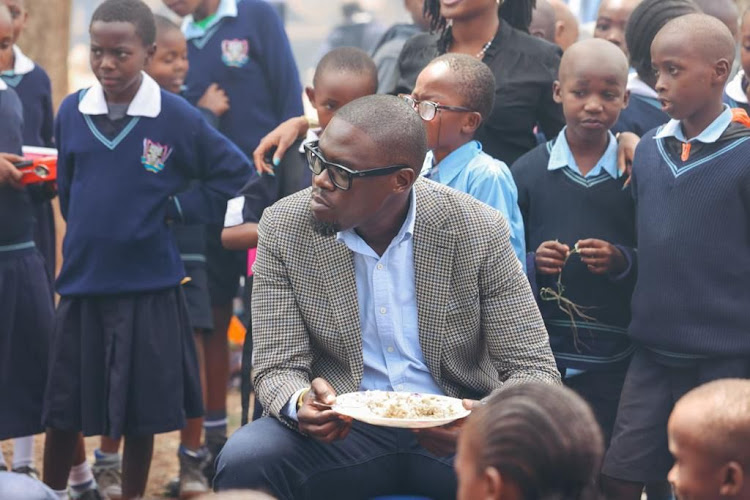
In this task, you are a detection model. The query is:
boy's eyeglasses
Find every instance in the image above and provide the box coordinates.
[399,94,474,121]
[304,141,409,191]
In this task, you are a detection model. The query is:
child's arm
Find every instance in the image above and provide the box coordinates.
[253,116,309,174]
[53,111,72,220]
[222,223,259,250]
[196,83,229,128]
[40,72,55,148]
[220,175,278,250]
[576,239,636,281]
[169,116,253,225]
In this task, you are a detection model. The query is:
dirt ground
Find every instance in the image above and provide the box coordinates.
[1,389,244,499]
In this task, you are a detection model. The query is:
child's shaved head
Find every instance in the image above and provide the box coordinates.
[313,47,378,95]
[694,0,739,39]
[425,53,496,121]
[654,13,736,67]
[672,379,750,463]
[559,38,630,85]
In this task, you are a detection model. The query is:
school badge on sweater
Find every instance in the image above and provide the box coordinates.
[141,139,172,173]
[221,39,249,68]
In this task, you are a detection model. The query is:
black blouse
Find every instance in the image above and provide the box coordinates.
[394,19,565,164]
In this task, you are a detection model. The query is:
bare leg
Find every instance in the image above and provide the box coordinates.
[601,474,645,500]
[205,304,231,419]
[43,428,79,490]
[100,435,121,454]
[121,434,153,499]
[72,435,87,465]
[181,331,206,451]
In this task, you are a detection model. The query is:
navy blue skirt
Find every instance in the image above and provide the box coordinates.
[43,287,204,439]
[32,200,56,287]
[182,260,213,332]
[0,249,53,440]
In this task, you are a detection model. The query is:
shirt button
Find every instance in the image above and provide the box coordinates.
[380,307,387,314]
[376,264,383,270]
[387,346,394,353]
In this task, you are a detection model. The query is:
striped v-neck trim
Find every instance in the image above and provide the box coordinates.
[190,22,224,50]
[656,136,750,178]
[78,89,141,150]
[546,140,618,188]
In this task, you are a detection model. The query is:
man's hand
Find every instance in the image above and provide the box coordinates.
[535,240,570,275]
[297,378,353,443]
[252,116,309,175]
[616,132,640,186]
[576,239,627,275]
[197,83,230,118]
[0,153,24,190]
[413,399,479,457]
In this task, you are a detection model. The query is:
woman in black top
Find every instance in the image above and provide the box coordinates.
[395,0,565,164]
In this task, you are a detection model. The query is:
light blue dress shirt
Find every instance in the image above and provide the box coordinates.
[422,141,526,270]
[336,189,444,395]
[548,127,621,180]
[654,105,733,144]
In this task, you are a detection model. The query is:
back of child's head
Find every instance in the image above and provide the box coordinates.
[90,0,156,47]
[625,0,700,86]
[426,53,495,123]
[693,0,739,39]
[461,382,603,500]
[154,13,180,38]
[742,9,750,77]
[313,47,378,96]
[529,0,556,45]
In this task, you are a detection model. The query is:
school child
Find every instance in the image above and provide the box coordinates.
[0,8,52,482]
[667,379,750,500]
[454,382,604,500]
[592,0,641,58]
[403,53,525,269]
[222,47,378,251]
[724,9,750,114]
[41,2,252,500]
[612,0,699,137]
[163,0,303,462]
[600,14,750,500]
[511,39,634,446]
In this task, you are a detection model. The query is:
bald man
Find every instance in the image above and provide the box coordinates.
[668,379,750,500]
[550,0,580,50]
[601,14,750,500]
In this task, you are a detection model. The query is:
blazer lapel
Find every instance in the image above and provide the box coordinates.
[313,233,364,383]
[412,180,455,382]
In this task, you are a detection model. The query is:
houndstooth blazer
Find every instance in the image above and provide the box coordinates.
[251,178,560,425]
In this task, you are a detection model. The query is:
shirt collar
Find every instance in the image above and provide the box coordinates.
[78,71,161,118]
[654,105,733,143]
[425,141,482,185]
[627,73,658,100]
[0,79,7,90]
[548,127,620,179]
[182,0,238,39]
[299,128,321,153]
[336,187,417,256]
[726,70,748,105]
[1,45,35,77]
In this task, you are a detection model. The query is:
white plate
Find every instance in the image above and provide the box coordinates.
[332,391,471,429]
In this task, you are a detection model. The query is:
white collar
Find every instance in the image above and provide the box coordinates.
[298,128,321,153]
[0,79,6,90]
[78,72,161,118]
[654,105,733,144]
[726,70,748,105]
[7,45,35,76]
[627,73,658,100]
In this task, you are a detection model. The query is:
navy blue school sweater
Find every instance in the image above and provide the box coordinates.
[511,140,636,370]
[1,48,54,147]
[0,85,32,251]
[54,81,252,296]
[612,94,670,137]
[629,124,750,356]
[183,0,303,159]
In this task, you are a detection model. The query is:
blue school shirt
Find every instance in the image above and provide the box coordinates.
[723,70,750,114]
[421,141,526,270]
[54,72,253,296]
[182,0,303,159]
[0,46,54,147]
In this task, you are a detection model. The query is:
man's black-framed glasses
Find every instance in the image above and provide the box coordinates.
[304,141,409,191]
[398,94,474,121]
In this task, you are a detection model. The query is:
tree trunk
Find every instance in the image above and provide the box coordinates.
[17,0,72,110]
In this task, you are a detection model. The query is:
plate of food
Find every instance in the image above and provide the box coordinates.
[329,390,471,429]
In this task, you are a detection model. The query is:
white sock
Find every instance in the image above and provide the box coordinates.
[12,436,34,469]
[68,461,95,491]
[1,450,7,469]
[53,489,69,500]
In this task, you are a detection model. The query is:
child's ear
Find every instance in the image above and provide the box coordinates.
[622,89,631,109]
[145,43,156,64]
[462,111,482,134]
[305,86,316,107]
[484,466,504,499]
[719,461,744,496]
[552,81,563,104]
[713,58,731,86]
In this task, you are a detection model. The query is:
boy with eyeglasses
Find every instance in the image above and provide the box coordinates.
[403,53,525,268]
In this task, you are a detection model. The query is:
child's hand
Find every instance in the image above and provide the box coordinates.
[576,239,627,275]
[535,240,570,274]
[253,116,309,175]
[197,83,230,117]
[616,132,640,186]
[0,153,24,190]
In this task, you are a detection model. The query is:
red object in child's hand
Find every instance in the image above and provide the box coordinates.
[13,156,57,185]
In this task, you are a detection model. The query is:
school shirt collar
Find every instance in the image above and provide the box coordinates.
[548,127,620,179]
[421,140,482,184]
[78,71,161,118]
[654,105,733,144]
[182,0,238,40]
[627,73,658,99]
[298,128,321,153]
[725,70,748,105]
[1,45,35,76]
[0,78,7,90]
